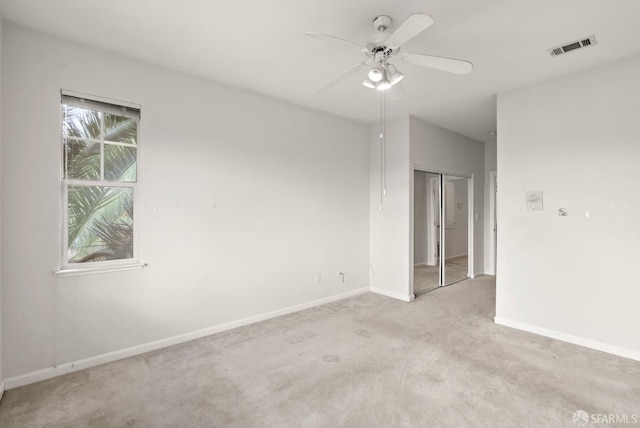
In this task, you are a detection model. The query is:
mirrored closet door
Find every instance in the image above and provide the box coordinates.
[413,171,470,296]
[442,175,470,286]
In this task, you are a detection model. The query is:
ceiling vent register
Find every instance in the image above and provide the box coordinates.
[549,35,597,56]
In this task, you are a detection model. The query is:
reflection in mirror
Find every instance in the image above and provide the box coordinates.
[413,171,441,294]
[443,175,469,285]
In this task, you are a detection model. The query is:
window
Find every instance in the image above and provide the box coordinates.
[60,92,141,272]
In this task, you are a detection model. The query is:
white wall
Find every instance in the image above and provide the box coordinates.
[369,117,411,301]
[0,16,4,399]
[1,23,370,383]
[484,141,497,275]
[495,55,640,360]
[370,115,484,301]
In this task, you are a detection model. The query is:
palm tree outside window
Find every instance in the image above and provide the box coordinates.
[61,92,140,268]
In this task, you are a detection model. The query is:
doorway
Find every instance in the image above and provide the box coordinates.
[413,169,472,296]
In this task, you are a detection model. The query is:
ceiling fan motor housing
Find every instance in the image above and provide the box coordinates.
[367,15,394,53]
[372,15,392,30]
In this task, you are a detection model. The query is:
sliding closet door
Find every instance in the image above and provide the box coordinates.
[414,171,471,295]
[413,172,441,294]
[442,175,470,285]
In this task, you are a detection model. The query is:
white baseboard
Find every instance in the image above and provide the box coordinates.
[0,380,4,401]
[370,287,413,302]
[445,253,468,260]
[494,317,640,362]
[5,287,369,390]
[414,262,438,267]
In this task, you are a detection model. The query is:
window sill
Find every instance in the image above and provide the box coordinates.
[55,262,147,277]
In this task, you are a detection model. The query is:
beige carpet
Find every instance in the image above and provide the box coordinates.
[1,276,638,427]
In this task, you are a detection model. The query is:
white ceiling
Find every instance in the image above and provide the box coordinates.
[2,0,640,143]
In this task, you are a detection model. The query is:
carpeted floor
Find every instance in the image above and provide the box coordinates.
[1,276,638,427]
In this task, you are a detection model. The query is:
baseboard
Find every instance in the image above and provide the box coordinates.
[494,317,640,362]
[470,272,484,279]
[370,287,413,302]
[445,253,468,260]
[0,380,4,401]
[414,262,438,267]
[5,287,369,390]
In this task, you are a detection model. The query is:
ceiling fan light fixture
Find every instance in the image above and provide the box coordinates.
[387,64,404,85]
[390,71,404,85]
[362,78,376,89]
[376,78,392,91]
[368,67,383,82]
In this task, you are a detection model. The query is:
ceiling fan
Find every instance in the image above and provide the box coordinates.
[307,14,473,93]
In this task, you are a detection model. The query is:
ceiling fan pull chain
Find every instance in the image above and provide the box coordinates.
[379,91,384,211]
[383,88,387,197]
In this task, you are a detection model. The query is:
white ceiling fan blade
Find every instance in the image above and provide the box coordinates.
[385,14,434,50]
[389,82,405,100]
[316,60,371,93]
[401,53,473,75]
[306,32,368,52]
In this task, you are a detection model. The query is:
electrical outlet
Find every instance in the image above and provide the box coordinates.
[315,273,321,283]
[337,271,345,283]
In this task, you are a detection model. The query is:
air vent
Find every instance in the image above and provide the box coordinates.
[548,35,597,57]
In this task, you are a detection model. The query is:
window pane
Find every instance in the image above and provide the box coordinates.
[68,185,134,263]
[62,106,101,139]
[104,144,137,182]
[64,139,101,180]
[104,113,137,144]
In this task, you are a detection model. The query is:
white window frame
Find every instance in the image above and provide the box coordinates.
[57,90,143,276]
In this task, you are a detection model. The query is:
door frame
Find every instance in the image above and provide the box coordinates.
[410,163,474,297]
